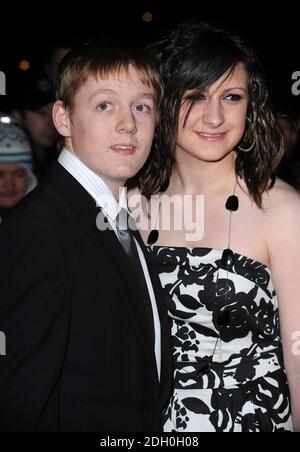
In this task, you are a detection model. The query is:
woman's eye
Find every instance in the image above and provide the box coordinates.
[98,102,112,112]
[224,94,242,102]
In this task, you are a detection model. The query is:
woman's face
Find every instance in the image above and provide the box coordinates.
[176,63,249,163]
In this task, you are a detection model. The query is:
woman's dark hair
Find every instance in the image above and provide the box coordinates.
[138,21,283,207]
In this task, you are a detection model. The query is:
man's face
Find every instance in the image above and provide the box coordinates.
[57,66,157,194]
[0,163,29,207]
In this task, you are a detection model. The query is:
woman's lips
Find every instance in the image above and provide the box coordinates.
[195,132,226,142]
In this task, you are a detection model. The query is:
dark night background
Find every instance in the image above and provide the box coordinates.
[1,0,299,116]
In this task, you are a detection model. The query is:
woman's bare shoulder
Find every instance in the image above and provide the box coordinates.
[264,177,300,233]
[267,178,300,203]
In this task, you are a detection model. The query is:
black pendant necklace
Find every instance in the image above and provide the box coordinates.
[221,181,239,269]
[147,180,239,247]
[147,180,168,245]
[225,194,239,212]
[203,181,239,374]
[147,229,159,245]
[147,179,240,376]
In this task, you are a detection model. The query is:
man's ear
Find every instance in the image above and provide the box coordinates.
[52,100,71,137]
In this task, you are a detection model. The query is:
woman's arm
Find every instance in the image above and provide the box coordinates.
[267,182,300,432]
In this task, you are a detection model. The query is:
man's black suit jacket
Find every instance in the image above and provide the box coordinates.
[0,162,173,432]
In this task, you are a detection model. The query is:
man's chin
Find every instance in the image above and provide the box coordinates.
[114,166,143,182]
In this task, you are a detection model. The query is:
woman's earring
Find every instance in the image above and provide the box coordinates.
[237,140,255,152]
[237,117,255,153]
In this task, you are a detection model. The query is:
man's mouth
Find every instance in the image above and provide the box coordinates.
[111,144,136,155]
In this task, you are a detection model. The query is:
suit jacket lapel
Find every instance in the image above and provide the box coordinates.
[133,229,173,412]
[46,163,158,378]
[83,208,158,376]
[47,162,173,407]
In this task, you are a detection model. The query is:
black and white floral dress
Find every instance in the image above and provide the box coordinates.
[148,246,293,432]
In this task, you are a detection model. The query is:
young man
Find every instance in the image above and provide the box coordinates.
[0,41,173,432]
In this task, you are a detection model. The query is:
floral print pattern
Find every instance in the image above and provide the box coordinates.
[148,246,293,432]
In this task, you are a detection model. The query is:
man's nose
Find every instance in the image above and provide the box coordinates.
[116,108,137,134]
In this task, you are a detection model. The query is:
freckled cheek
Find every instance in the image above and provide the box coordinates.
[70,121,85,143]
[75,127,102,152]
[137,124,156,148]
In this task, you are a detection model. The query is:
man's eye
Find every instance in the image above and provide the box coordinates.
[135,104,150,113]
[98,103,112,112]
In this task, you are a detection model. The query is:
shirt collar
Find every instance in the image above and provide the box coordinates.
[58,147,128,222]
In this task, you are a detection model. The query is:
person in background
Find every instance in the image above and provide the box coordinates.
[0,113,37,223]
[44,40,73,82]
[276,112,300,186]
[11,76,59,179]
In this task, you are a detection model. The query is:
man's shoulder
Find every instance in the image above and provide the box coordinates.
[15,182,59,214]
[1,180,69,236]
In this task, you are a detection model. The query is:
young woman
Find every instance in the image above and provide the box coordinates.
[132,21,300,432]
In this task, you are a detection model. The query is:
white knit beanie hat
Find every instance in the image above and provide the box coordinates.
[0,113,37,193]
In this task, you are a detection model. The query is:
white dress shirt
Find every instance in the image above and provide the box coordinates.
[58,148,161,379]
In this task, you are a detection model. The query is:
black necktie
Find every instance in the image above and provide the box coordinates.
[116,208,155,341]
